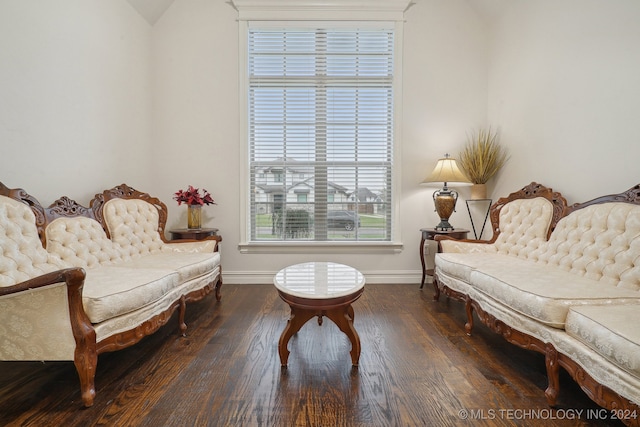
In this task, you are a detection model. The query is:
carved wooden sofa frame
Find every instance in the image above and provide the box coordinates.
[433,183,640,426]
[0,182,222,407]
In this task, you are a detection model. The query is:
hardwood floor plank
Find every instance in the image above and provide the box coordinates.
[0,284,624,426]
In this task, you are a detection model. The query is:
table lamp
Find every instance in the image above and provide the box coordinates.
[421,154,470,230]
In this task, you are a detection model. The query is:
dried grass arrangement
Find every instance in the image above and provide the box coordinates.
[458,128,509,185]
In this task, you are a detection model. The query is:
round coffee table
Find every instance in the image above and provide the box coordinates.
[274,262,365,367]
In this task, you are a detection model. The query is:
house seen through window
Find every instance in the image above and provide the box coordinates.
[248,23,395,242]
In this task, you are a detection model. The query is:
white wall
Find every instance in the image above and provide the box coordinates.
[150,0,239,246]
[487,0,640,203]
[0,0,152,206]
[151,0,489,283]
[4,0,637,284]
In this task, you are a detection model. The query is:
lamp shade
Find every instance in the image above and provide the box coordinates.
[422,154,470,185]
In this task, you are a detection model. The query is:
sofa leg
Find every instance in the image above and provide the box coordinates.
[215,276,223,301]
[544,343,560,406]
[432,275,441,301]
[464,296,474,336]
[178,296,187,337]
[74,348,98,407]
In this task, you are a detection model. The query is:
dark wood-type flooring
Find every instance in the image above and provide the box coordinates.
[0,284,626,426]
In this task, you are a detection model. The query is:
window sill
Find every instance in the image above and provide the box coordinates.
[238,241,403,254]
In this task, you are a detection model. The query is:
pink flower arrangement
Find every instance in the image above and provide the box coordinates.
[173,185,216,206]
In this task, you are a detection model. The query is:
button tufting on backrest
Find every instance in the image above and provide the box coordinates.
[493,198,554,259]
[538,203,640,290]
[45,216,126,269]
[0,196,66,286]
[103,199,166,256]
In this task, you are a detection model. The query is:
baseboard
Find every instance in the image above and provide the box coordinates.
[221,269,425,285]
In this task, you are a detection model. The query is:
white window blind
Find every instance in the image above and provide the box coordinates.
[248,25,394,242]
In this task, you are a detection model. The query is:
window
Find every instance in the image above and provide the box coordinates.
[247,23,395,243]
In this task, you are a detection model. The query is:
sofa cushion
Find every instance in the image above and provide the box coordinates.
[0,196,65,286]
[119,252,220,283]
[566,304,640,378]
[82,266,179,323]
[469,257,640,328]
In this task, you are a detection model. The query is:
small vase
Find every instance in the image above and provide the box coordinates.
[471,183,487,200]
[187,205,202,229]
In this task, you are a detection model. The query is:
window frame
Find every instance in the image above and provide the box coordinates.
[236,5,406,254]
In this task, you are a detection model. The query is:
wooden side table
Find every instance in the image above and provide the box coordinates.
[169,228,218,241]
[419,228,469,289]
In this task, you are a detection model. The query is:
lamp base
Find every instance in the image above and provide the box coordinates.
[435,220,455,231]
[432,187,458,232]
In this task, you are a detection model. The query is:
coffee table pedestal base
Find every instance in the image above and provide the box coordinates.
[277,290,363,367]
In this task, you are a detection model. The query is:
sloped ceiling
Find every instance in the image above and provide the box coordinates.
[465,0,509,23]
[126,0,506,26]
[126,0,176,25]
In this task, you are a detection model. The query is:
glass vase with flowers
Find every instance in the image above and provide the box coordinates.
[173,185,216,229]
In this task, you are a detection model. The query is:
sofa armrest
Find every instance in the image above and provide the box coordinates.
[164,234,221,253]
[0,267,84,296]
[435,235,494,253]
[0,267,95,362]
[164,239,218,253]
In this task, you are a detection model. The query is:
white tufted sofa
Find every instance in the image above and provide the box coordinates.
[0,183,221,407]
[434,182,640,425]
[433,182,567,302]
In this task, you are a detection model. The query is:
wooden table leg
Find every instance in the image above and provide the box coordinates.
[278,306,316,367]
[278,304,362,367]
[419,234,427,289]
[325,305,361,366]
